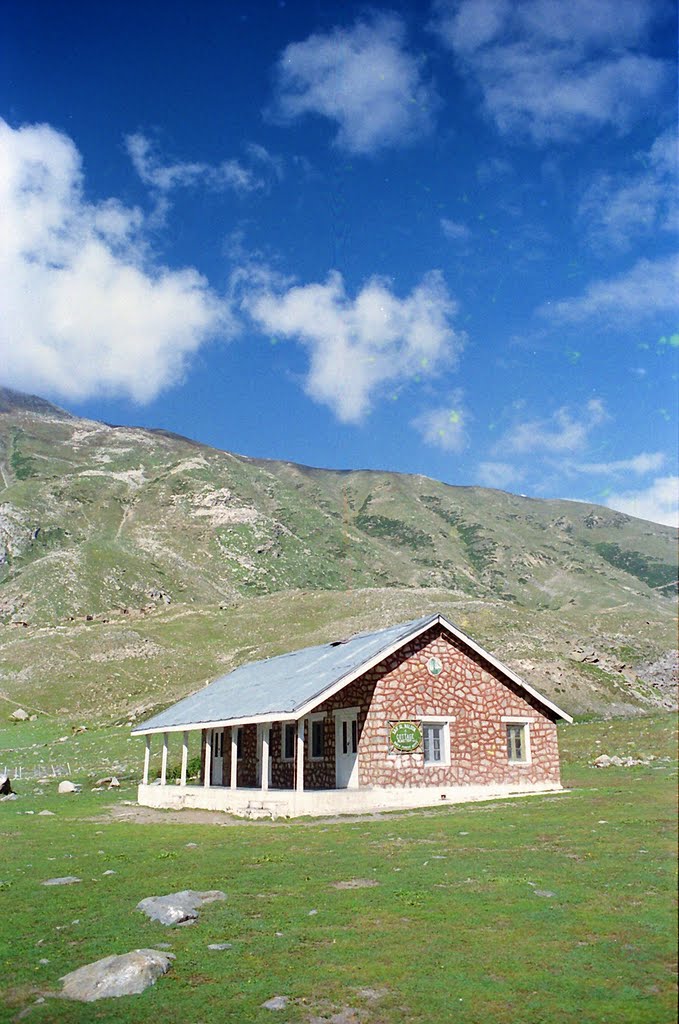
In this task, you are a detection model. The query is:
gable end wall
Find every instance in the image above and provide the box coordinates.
[312,624,561,788]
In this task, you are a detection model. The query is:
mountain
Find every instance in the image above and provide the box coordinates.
[0,386,676,722]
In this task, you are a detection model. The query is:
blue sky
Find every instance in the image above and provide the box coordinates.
[1,0,677,525]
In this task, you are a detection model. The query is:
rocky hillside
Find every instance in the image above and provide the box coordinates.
[0,387,676,722]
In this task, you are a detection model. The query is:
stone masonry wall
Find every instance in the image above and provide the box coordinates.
[313,624,561,788]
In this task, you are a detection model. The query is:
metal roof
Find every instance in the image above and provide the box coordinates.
[131,614,439,734]
[131,611,572,735]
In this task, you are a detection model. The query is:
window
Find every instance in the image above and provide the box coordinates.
[423,722,448,765]
[502,717,532,764]
[282,723,296,761]
[236,726,243,760]
[506,723,529,763]
[311,718,325,760]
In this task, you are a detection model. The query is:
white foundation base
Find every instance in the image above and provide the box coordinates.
[136,780,564,819]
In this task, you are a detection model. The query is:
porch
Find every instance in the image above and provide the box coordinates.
[137,778,564,818]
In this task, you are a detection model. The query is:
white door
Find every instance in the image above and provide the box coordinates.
[256,724,273,786]
[335,710,359,789]
[211,729,224,786]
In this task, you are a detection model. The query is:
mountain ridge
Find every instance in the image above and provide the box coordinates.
[0,387,675,722]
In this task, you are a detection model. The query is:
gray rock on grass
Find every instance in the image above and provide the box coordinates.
[42,876,81,886]
[136,889,226,926]
[60,948,174,1001]
[262,995,290,1010]
[10,708,29,721]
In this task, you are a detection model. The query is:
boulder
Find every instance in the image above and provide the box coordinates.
[58,780,81,794]
[10,708,29,721]
[60,948,174,1002]
[0,775,14,796]
[92,774,118,790]
[136,890,226,926]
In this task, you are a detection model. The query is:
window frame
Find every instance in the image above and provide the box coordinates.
[281,722,296,762]
[308,712,326,761]
[421,717,453,766]
[501,716,533,765]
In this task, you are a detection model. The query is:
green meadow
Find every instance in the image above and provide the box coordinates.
[0,713,676,1023]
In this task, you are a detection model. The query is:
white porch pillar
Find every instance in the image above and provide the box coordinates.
[160,733,168,785]
[261,724,270,791]
[180,731,188,786]
[230,727,238,788]
[204,730,212,788]
[143,735,150,785]
[296,718,305,793]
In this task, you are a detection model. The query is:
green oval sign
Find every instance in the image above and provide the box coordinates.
[390,721,422,752]
[427,656,443,676]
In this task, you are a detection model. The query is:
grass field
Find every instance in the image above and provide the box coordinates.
[0,714,676,1023]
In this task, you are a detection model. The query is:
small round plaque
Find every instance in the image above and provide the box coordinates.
[427,656,443,677]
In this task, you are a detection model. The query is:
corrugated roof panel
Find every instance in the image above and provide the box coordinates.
[132,614,438,733]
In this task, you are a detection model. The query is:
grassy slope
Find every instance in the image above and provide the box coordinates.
[0,713,676,1023]
[0,395,676,722]
[0,587,674,724]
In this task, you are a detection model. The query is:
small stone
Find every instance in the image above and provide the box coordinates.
[186,842,198,848]
[10,708,29,721]
[331,879,379,890]
[108,777,120,789]
[38,810,55,816]
[533,889,556,898]
[103,870,116,876]
[207,942,232,950]
[42,876,82,886]
[38,958,50,965]
[308,909,318,916]
[262,995,290,1010]
[356,987,387,1001]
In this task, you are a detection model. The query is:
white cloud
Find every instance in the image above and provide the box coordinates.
[571,452,666,475]
[272,13,438,154]
[497,398,608,454]
[430,0,669,142]
[604,475,678,527]
[0,119,231,403]
[476,461,523,488]
[243,269,463,422]
[412,391,467,451]
[441,218,471,240]
[538,254,679,325]
[578,128,678,250]
[126,133,267,195]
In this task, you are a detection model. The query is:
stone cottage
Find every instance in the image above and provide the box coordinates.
[132,612,571,817]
